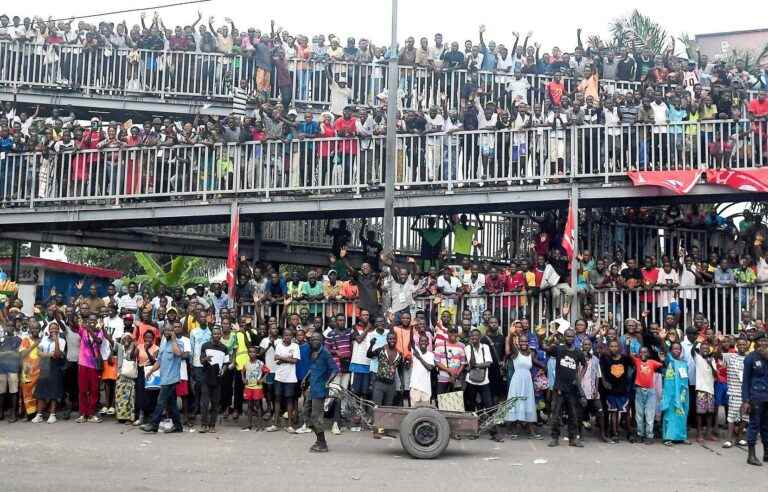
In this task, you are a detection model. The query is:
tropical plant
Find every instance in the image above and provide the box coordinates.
[124,253,209,292]
[678,33,697,61]
[587,9,672,56]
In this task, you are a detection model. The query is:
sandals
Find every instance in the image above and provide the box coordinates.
[663,440,673,447]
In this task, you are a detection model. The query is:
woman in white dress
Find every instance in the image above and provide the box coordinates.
[505,334,545,439]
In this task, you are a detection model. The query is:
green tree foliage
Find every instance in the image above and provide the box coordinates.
[63,247,144,277]
[123,253,209,292]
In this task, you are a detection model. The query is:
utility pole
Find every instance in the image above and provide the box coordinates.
[382,0,398,252]
[569,183,580,325]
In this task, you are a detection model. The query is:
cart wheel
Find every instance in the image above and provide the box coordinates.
[399,407,451,459]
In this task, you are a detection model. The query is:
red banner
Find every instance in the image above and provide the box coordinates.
[561,198,575,261]
[226,203,240,296]
[706,168,768,192]
[627,170,703,195]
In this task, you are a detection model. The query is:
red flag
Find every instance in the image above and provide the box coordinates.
[561,198,576,261]
[226,203,240,296]
[706,168,768,192]
[627,170,703,195]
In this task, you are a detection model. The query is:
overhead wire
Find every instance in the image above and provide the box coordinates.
[45,0,212,23]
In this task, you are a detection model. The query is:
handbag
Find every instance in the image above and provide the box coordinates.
[467,345,487,384]
[120,359,138,379]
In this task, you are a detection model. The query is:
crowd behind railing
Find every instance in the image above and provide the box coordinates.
[0,13,767,109]
[3,204,768,458]
[1,116,767,206]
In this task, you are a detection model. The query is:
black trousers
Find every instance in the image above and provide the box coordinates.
[551,387,580,439]
[201,382,221,427]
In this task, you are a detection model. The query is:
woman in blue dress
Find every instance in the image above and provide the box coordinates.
[505,334,545,439]
[660,342,690,446]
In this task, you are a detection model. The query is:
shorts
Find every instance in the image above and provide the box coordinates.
[511,143,528,160]
[606,395,629,413]
[244,388,264,401]
[0,373,19,394]
[175,380,189,397]
[275,381,297,398]
[714,381,728,408]
[265,373,275,385]
[350,372,370,396]
[410,388,431,407]
[696,391,715,415]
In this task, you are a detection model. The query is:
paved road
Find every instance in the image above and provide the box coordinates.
[0,420,762,491]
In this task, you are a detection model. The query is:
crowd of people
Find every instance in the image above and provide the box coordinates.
[0,79,766,204]
[2,205,768,464]
[0,12,767,103]
[0,14,766,203]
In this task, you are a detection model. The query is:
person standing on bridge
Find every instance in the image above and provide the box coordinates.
[451,214,483,262]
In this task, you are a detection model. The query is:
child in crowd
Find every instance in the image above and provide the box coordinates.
[242,346,267,431]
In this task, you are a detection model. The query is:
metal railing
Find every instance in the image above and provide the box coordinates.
[235,282,768,336]
[1,42,763,108]
[1,119,765,208]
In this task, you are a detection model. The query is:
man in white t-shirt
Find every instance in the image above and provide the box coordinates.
[437,269,462,310]
[464,329,503,441]
[410,336,435,407]
[505,70,530,107]
[327,66,352,116]
[267,329,300,433]
[424,107,445,181]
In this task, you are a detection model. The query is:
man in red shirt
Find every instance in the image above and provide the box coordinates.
[546,73,564,107]
[333,106,360,186]
[640,257,659,308]
[747,91,768,119]
[748,92,768,140]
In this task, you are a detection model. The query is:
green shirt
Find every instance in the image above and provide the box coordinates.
[301,281,325,315]
[453,225,477,256]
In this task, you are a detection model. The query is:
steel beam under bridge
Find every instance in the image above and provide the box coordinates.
[0,88,233,117]
[2,183,766,232]
[0,229,360,267]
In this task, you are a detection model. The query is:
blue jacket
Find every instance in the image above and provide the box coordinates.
[742,352,768,403]
[308,347,338,400]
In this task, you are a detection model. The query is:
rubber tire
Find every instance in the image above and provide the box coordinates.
[399,407,451,459]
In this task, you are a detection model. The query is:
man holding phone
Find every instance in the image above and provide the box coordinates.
[141,326,184,434]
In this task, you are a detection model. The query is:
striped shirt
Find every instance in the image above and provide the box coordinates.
[232,87,248,116]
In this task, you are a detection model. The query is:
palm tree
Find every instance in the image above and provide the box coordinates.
[609,10,670,55]
[125,253,210,292]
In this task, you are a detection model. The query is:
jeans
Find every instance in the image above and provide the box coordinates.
[297,69,310,101]
[150,384,183,429]
[635,387,657,438]
[372,378,396,406]
[443,143,459,183]
[191,367,204,415]
[551,387,580,439]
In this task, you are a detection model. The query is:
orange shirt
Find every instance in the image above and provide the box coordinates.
[340,281,360,318]
[394,326,414,360]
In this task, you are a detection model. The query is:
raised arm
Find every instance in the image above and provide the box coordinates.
[475,213,484,230]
